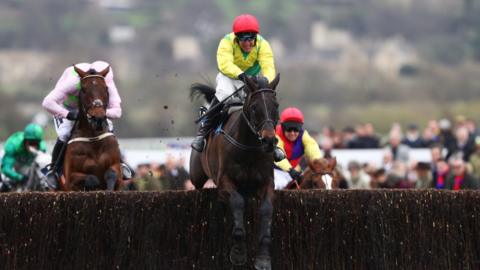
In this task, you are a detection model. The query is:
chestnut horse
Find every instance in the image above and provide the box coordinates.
[61,65,122,191]
[190,75,280,270]
[301,157,339,189]
[285,157,339,190]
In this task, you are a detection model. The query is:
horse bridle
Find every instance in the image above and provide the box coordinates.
[241,88,277,140]
[308,170,335,181]
[219,88,277,151]
[79,74,109,122]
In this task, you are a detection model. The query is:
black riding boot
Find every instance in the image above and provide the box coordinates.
[191,97,223,152]
[45,139,65,190]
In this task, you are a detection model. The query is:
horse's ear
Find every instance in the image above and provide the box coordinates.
[244,75,257,94]
[98,65,110,77]
[268,73,280,90]
[73,65,87,78]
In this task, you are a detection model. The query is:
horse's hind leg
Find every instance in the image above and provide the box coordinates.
[254,190,273,270]
[228,190,247,266]
[104,169,117,191]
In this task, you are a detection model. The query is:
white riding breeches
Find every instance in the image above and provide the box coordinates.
[53,117,113,142]
[215,73,245,101]
[274,168,292,190]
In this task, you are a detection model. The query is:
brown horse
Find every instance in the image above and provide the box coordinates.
[190,75,280,270]
[285,157,339,190]
[61,65,122,191]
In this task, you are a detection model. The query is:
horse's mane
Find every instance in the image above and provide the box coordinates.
[190,83,216,104]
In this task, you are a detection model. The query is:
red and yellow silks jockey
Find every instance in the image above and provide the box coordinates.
[274,107,323,189]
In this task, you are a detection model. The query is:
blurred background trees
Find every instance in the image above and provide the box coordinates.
[0,0,480,139]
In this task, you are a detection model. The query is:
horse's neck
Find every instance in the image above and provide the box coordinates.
[231,111,259,144]
[74,117,108,137]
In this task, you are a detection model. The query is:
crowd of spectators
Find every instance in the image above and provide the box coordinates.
[124,155,192,191]
[314,116,480,190]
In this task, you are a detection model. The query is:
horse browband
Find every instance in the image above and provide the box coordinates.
[81,75,105,81]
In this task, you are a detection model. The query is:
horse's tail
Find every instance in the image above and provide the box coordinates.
[190,83,216,104]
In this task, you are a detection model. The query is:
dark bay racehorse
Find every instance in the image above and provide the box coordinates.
[61,65,122,191]
[190,75,280,270]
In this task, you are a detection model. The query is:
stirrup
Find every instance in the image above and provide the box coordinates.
[41,163,53,176]
[198,106,208,117]
[44,173,59,190]
[121,163,134,179]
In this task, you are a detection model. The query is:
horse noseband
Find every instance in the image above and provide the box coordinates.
[85,99,106,119]
[92,99,104,108]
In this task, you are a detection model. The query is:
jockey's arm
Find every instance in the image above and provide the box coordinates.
[1,146,23,182]
[274,134,294,172]
[302,130,323,162]
[217,37,244,79]
[104,71,122,119]
[257,38,276,83]
[42,67,79,118]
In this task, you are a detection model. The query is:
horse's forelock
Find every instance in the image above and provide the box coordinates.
[256,77,269,89]
[87,68,97,75]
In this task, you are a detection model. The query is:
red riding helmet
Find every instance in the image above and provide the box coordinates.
[280,107,304,124]
[232,14,260,34]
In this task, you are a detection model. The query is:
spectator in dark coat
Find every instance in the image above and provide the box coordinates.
[446,126,476,162]
[445,158,478,190]
[402,123,424,148]
[164,156,190,190]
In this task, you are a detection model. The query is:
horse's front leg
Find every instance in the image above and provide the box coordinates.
[254,187,274,270]
[105,166,121,191]
[69,172,100,191]
[228,189,247,266]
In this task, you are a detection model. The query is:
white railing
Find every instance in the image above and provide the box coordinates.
[1,137,432,170]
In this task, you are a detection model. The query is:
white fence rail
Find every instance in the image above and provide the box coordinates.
[1,137,432,170]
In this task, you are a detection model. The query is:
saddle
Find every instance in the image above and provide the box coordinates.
[214,97,245,131]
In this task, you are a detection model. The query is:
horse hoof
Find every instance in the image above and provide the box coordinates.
[85,175,100,190]
[254,255,271,270]
[229,243,247,266]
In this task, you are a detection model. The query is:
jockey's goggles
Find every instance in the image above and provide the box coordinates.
[282,121,303,133]
[237,32,257,42]
[285,127,300,133]
[25,139,40,146]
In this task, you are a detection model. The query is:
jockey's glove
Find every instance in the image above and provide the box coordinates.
[238,73,247,82]
[66,109,79,121]
[288,168,302,182]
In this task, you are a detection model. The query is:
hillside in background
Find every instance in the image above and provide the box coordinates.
[0,0,480,139]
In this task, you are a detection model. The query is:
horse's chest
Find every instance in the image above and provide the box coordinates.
[227,160,271,184]
[70,145,116,170]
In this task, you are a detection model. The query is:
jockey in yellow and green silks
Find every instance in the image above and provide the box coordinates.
[191,13,277,152]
